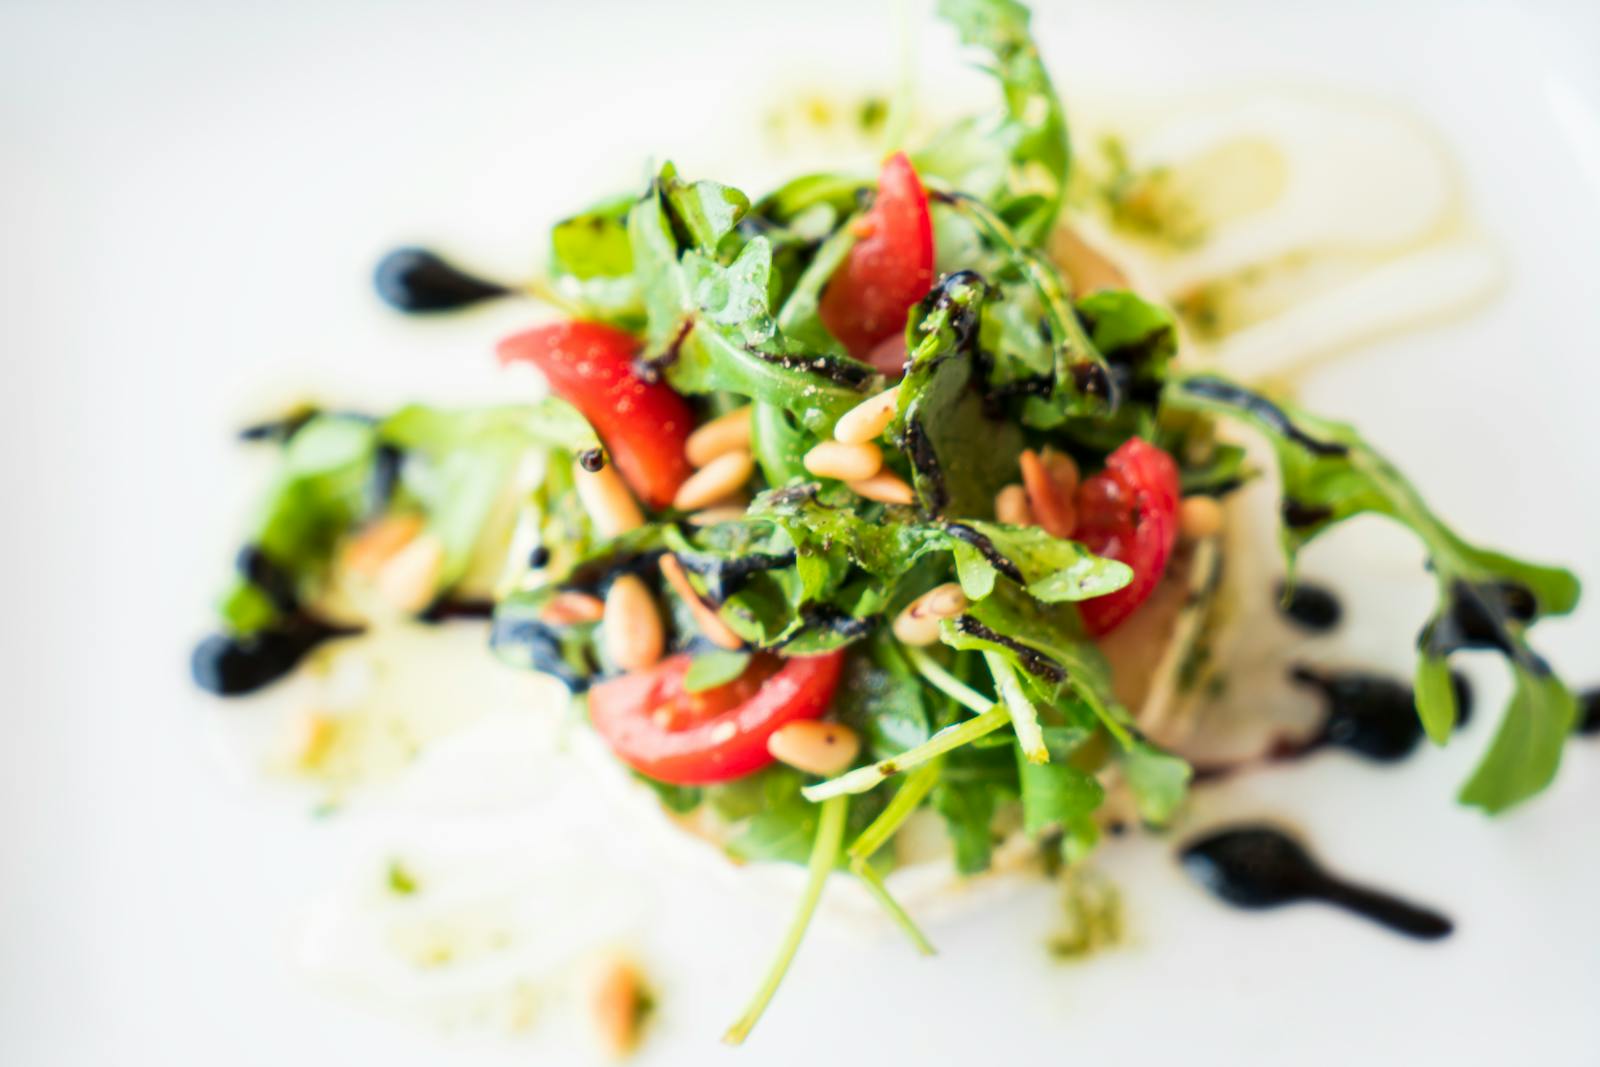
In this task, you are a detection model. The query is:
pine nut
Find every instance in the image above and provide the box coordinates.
[374,533,445,614]
[574,458,644,538]
[846,471,915,505]
[1180,496,1225,541]
[341,513,426,578]
[995,483,1035,526]
[672,450,754,511]
[540,591,605,626]
[768,720,861,776]
[602,574,664,671]
[1040,447,1081,496]
[685,406,752,467]
[687,505,748,526]
[1019,449,1076,538]
[658,554,744,650]
[803,440,882,482]
[589,954,647,1058]
[834,386,900,445]
[892,581,969,646]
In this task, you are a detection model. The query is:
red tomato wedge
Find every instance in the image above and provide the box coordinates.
[1072,438,1181,636]
[498,321,693,509]
[588,651,846,785]
[818,152,935,364]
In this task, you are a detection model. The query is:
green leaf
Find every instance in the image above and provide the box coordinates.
[894,271,1025,517]
[1167,372,1582,812]
[551,196,635,279]
[932,778,996,875]
[1120,739,1191,825]
[1016,741,1103,838]
[684,650,753,693]
[662,171,750,252]
[948,520,1132,603]
[1458,667,1578,814]
[830,635,932,759]
[921,0,1070,245]
[1413,654,1458,746]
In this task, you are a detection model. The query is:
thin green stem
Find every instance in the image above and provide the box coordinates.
[723,795,848,1045]
[802,706,1009,801]
[848,760,941,862]
[984,651,1047,763]
[851,861,936,956]
[903,644,993,716]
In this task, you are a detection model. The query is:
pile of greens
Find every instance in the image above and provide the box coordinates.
[198,0,1582,1042]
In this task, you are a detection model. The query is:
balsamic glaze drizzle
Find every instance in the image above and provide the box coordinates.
[1578,688,1600,736]
[1288,665,1472,762]
[1274,580,1342,632]
[373,247,510,313]
[1178,376,1350,457]
[1179,824,1453,940]
[191,618,356,697]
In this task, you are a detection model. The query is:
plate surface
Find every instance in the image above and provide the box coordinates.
[4,1,1599,1064]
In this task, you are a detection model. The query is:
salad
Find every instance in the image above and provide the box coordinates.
[192,0,1585,1044]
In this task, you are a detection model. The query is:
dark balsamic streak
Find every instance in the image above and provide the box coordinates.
[238,407,320,443]
[1179,825,1452,940]
[365,444,404,516]
[1282,499,1334,529]
[951,616,1066,684]
[1179,377,1349,457]
[236,545,298,613]
[1578,688,1600,736]
[191,617,360,697]
[418,597,496,624]
[373,247,509,313]
[943,523,1025,583]
[672,550,796,604]
[902,418,946,515]
[489,617,589,693]
[1275,580,1342,632]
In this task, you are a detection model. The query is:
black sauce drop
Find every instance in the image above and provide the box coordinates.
[238,406,320,443]
[489,616,589,693]
[373,247,510,313]
[1281,499,1334,529]
[1578,688,1600,736]
[1289,665,1472,762]
[528,545,551,570]
[578,447,607,473]
[1179,825,1452,940]
[1275,580,1342,632]
[191,619,354,697]
[365,443,404,516]
[417,597,496,624]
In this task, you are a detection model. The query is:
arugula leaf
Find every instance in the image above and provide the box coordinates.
[1015,738,1102,838]
[946,520,1132,602]
[549,194,643,326]
[920,0,1070,245]
[893,270,1025,516]
[1167,372,1582,812]
[932,778,998,875]
[684,649,753,693]
[629,167,876,434]
[830,634,933,759]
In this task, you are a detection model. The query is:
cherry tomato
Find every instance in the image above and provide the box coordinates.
[1073,437,1181,636]
[588,651,846,785]
[498,321,693,509]
[818,152,935,362]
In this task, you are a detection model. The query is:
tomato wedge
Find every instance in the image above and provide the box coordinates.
[818,152,935,364]
[498,321,693,509]
[588,651,846,785]
[1073,437,1181,636]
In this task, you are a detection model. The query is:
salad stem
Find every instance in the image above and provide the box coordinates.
[723,795,849,1045]
[852,862,937,956]
[903,644,993,716]
[984,651,1048,763]
[846,761,941,955]
[848,760,941,862]
[802,706,1009,801]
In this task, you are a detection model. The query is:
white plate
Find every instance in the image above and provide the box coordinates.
[4,1,1599,1064]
